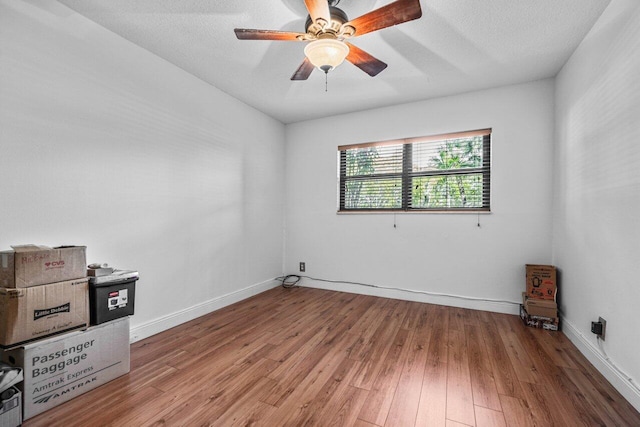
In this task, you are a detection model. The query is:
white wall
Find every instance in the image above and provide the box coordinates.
[0,0,285,341]
[4,0,636,411]
[285,79,555,313]
[553,0,640,409]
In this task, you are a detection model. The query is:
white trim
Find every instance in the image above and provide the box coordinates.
[129,278,281,343]
[301,279,520,315]
[562,316,640,412]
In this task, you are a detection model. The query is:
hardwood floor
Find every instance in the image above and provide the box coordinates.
[24,286,640,426]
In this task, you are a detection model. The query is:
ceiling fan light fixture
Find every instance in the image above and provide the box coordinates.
[304,39,349,73]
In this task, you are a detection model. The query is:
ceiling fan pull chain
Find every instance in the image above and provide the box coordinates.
[325,71,328,92]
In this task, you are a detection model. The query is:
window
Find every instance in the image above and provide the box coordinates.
[338,129,491,212]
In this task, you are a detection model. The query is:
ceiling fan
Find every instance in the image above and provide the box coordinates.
[234,0,423,80]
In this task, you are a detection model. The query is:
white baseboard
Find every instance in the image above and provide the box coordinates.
[301,279,520,315]
[129,278,281,343]
[561,317,640,412]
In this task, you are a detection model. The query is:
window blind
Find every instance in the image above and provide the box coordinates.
[338,129,491,212]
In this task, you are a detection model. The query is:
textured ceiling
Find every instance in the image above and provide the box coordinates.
[56,0,610,124]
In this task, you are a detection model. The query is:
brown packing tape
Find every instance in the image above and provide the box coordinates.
[0,252,14,288]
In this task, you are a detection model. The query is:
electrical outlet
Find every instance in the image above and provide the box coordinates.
[299,262,306,272]
[598,316,606,341]
[591,316,606,340]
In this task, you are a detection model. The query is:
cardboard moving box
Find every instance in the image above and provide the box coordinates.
[0,245,87,288]
[2,317,130,420]
[522,293,557,318]
[520,304,559,331]
[0,278,89,347]
[525,264,557,300]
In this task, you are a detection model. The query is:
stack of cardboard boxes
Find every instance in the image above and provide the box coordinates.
[0,245,132,423]
[0,246,90,347]
[520,264,559,331]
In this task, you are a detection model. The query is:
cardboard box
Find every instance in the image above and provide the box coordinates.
[522,292,557,318]
[2,317,130,420]
[0,386,21,427]
[0,245,87,288]
[520,304,559,331]
[0,279,89,347]
[525,264,557,300]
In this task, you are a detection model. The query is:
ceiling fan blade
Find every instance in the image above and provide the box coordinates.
[234,28,306,41]
[345,0,422,37]
[291,57,315,80]
[345,42,388,76]
[304,0,331,24]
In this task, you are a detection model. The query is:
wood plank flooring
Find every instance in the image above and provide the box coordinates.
[24,286,640,426]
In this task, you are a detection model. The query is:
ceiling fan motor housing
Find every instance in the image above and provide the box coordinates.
[305,6,354,39]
